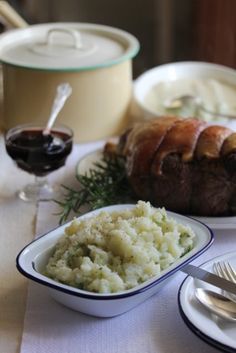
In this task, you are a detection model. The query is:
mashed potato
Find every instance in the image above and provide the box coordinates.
[45,201,195,293]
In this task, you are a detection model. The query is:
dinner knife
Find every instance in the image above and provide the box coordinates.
[181,264,236,295]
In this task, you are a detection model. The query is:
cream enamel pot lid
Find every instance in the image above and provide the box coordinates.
[0,22,140,70]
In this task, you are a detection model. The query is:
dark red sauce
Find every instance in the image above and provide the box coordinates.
[5,128,73,176]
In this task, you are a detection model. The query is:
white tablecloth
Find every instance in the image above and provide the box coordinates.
[17,141,236,353]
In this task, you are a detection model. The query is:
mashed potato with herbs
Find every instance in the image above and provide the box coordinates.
[45,201,195,293]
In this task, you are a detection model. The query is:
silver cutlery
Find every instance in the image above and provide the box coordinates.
[214,262,236,284]
[195,287,236,322]
[164,94,236,120]
[192,262,236,321]
[214,261,236,302]
[181,263,236,295]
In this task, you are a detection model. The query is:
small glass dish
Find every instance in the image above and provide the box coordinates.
[5,123,73,202]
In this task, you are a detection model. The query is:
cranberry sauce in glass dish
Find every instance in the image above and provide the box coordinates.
[5,125,73,177]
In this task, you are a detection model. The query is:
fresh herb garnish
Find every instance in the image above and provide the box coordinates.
[55,153,135,224]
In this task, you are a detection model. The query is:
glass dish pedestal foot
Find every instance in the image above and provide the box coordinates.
[18,177,54,202]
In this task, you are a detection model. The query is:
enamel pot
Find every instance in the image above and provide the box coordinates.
[0,22,139,141]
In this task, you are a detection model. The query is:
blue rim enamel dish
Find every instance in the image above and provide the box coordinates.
[16,204,214,317]
[178,251,236,352]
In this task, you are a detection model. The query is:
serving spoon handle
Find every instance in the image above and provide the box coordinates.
[43,83,72,135]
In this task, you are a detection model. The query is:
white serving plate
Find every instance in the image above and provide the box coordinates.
[178,251,236,352]
[193,215,236,230]
[76,149,236,230]
[17,204,213,318]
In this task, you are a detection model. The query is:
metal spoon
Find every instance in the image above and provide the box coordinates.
[43,82,72,136]
[164,94,236,120]
[195,287,236,322]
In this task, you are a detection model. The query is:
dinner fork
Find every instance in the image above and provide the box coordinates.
[214,262,236,302]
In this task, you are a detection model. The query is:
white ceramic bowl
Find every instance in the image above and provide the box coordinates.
[133,61,236,125]
[16,204,214,318]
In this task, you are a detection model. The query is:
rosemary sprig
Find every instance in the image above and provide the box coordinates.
[55,153,135,224]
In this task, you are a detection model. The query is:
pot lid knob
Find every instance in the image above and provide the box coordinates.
[30,27,97,59]
[46,28,82,49]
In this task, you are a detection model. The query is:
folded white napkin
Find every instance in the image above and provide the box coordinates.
[20,141,234,353]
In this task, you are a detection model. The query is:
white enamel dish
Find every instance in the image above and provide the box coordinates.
[17,204,213,318]
[76,149,236,230]
[132,61,236,130]
[178,251,236,352]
